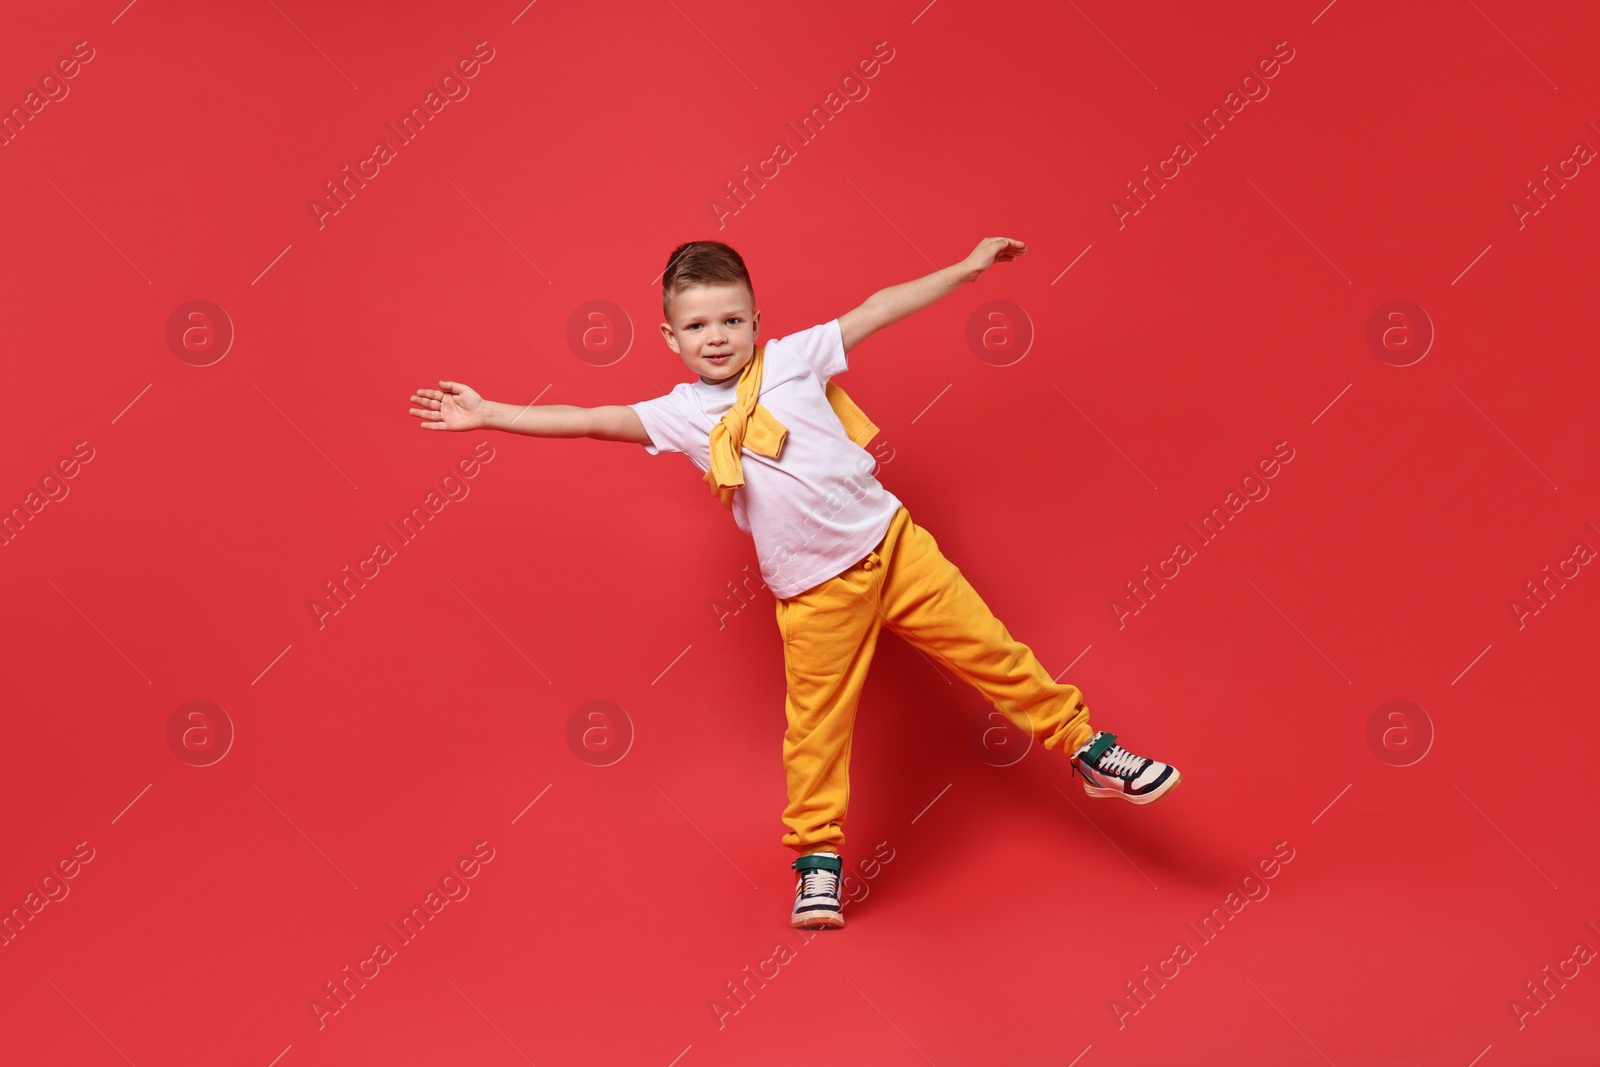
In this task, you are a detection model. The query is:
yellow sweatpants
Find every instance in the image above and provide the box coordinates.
[774,504,1095,856]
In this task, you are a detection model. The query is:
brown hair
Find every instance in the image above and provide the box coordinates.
[661,240,754,323]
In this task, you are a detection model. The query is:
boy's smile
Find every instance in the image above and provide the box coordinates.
[661,282,762,386]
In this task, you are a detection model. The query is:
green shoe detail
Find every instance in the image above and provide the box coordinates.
[1081,731,1117,763]
[793,852,843,873]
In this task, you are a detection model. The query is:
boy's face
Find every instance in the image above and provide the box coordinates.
[660,282,761,386]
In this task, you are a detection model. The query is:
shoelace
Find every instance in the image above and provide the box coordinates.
[800,868,839,899]
[1097,744,1147,778]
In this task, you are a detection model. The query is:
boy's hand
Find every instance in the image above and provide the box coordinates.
[959,236,1026,282]
[410,380,486,431]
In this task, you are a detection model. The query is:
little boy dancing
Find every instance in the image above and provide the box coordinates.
[409,237,1181,930]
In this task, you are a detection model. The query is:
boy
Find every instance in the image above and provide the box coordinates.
[408,237,1180,930]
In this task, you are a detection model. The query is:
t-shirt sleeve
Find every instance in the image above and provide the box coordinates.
[774,318,849,383]
[628,389,692,456]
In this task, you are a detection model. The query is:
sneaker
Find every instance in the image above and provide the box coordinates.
[790,851,845,929]
[1071,731,1180,804]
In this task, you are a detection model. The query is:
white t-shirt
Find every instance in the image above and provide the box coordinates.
[629,318,902,599]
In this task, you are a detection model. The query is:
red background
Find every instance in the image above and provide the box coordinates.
[2,1,1597,1064]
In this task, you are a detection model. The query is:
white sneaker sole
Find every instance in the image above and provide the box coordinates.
[791,909,844,930]
[1082,769,1182,805]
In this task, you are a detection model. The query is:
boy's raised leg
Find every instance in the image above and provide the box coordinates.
[873,509,1094,758]
[874,508,1181,802]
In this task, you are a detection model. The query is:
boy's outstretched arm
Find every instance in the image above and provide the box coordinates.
[837,236,1026,354]
[408,381,651,444]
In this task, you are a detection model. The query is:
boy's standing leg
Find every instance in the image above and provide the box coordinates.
[773,547,892,928]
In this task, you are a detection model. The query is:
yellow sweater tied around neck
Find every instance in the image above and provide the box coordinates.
[703,343,879,510]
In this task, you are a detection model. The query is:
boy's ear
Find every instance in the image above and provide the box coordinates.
[659,321,680,352]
